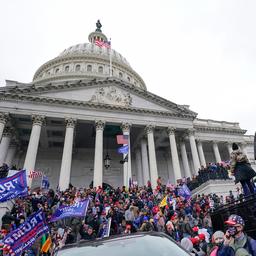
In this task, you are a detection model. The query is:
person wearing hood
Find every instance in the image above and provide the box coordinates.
[230,143,256,197]
[208,230,235,256]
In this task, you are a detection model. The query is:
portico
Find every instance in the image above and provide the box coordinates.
[0,24,254,190]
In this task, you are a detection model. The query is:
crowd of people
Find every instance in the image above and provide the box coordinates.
[0,179,254,256]
[187,162,231,191]
[0,142,255,255]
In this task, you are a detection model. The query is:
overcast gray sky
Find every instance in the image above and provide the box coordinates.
[0,0,255,135]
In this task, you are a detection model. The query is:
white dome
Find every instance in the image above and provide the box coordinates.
[33,26,146,90]
[59,43,131,68]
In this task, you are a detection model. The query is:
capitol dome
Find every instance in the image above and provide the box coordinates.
[33,22,147,90]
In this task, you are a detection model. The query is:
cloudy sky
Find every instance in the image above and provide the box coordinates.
[0,0,255,134]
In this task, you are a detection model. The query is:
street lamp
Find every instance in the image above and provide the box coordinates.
[104,154,111,169]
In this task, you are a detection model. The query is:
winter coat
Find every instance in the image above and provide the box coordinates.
[230,149,256,183]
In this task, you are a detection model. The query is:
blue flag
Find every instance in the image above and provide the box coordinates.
[117,145,129,154]
[178,184,191,200]
[50,199,89,222]
[0,170,28,203]
[3,209,49,256]
[101,218,112,238]
[41,175,50,189]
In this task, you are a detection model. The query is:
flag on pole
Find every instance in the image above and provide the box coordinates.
[95,39,111,48]
[28,170,43,179]
[116,135,129,145]
[41,175,50,189]
[117,145,129,154]
[159,196,167,208]
[41,236,52,253]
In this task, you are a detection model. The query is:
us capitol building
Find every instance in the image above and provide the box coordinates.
[0,22,255,191]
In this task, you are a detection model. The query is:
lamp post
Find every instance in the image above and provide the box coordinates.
[104,154,111,169]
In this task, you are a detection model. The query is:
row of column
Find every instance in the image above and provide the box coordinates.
[0,112,247,190]
[136,127,200,188]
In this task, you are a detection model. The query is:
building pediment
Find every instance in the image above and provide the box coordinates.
[0,78,197,119]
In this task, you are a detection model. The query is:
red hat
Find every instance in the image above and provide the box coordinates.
[192,226,199,232]
[198,233,205,241]
[190,237,200,245]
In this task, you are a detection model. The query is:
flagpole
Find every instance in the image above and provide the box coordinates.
[109,38,112,77]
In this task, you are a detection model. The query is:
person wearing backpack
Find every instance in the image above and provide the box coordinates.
[224,214,256,256]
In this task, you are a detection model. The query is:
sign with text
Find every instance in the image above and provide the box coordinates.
[50,199,89,222]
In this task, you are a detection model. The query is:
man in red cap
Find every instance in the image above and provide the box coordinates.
[224,214,256,255]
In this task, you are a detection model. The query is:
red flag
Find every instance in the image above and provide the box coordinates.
[116,135,129,145]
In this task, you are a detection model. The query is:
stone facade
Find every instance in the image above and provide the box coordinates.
[0,24,254,191]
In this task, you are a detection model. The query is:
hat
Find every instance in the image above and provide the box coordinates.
[232,143,239,150]
[198,233,205,241]
[190,237,200,245]
[143,216,149,222]
[225,214,245,226]
[181,238,193,252]
[212,231,224,240]
[192,226,199,232]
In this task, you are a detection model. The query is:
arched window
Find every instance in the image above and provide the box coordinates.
[55,68,59,74]
[75,64,81,71]
[65,66,69,72]
[127,76,130,82]
[87,65,92,72]
[98,66,103,73]
[119,72,123,78]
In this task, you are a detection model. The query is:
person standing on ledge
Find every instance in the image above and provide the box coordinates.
[230,143,256,197]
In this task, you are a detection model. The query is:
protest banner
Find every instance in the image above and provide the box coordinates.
[50,199,89,222]
[3,209,49,256]
[0,170,28,203]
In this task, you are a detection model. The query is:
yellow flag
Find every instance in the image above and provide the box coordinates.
[159,195,167,207]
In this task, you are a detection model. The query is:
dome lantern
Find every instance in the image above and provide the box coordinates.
[88,20,108,44]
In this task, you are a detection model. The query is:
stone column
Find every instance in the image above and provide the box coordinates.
[145,125,158,188]
[167,127,182,182]
[5,141,18,167]
[23,115,45,186]
[240,142,247,155]
[180,138,191,178]
[121,122,132,188]
[93,120,105,189]
[188,129,201,174]
[0,127,12,166]
[226,142,232,155]
[59,118,76,191]
[212,141,221,163]
[135,148,143,186]
[141,138,150,186]
[0,113,9,142]
[197,140,206,167]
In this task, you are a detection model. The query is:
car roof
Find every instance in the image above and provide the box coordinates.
[59,232,175,251]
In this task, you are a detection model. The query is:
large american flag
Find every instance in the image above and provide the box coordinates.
[28,170,44,179]
[95,39,111,49]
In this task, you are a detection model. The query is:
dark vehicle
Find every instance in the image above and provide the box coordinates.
[57,232,190,256]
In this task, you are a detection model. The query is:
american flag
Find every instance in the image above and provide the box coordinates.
[28,170,44,179]
[116,134,129,145]
[95,39,111,49]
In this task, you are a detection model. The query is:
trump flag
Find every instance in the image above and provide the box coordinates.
[0,170,28,203]
[50,199,89,222]
[3,209,49,256]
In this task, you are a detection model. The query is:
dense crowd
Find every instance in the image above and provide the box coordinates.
[187,162,230,191]
[0,176,252,256]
